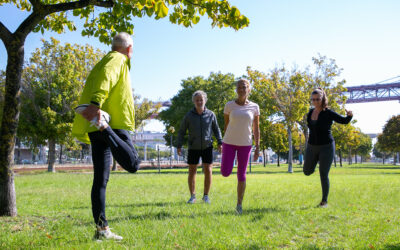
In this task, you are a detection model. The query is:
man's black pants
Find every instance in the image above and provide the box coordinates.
[88,127,140,227]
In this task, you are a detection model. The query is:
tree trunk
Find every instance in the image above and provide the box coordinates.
[15,137,21,164]
[334,153,337,167]
[383,154,385,165]
[348,149,352,165]
[287,126,293,173]
[0,40,26,216]
[58,144,63,164]
[339,150,343,167]
[47,139,56,172]
[355,151,358,164]
[277,150,280,167]
[262,149,266,167]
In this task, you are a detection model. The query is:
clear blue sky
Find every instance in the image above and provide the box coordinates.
[1,0,399,133]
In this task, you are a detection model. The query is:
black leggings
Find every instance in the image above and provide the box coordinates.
[88,127,140,227]
[303,142,335,203]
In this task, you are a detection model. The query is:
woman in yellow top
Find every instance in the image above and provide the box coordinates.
[72,32,139,241]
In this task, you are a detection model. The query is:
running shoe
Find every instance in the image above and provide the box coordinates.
[187,195,196,204]
[317,201,328,208]
[75,104,110,130]
[236,204,243,214]
[94,228,123,241]
[202,195,211,204]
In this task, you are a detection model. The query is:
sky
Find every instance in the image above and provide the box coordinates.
[1,0,400,134]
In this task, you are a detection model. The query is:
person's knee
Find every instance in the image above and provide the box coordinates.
[203,164,212,173]
[221,171,230,177]
[237,175,246,182]
[303,168,314,176]
[126,161,140,173]
[188,165,197,175]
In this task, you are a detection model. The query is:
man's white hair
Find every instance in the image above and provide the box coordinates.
[192,90,208,103]
[112,32,133,50]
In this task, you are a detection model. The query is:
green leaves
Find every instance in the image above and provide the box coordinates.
[155,1,168,18]
[378,115,400,153]
[6,0,249,45]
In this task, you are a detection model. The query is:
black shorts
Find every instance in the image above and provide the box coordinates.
[187,147,213,165]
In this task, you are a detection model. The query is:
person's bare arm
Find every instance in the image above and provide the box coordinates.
[253,115,260,161]
[224,114,230,134]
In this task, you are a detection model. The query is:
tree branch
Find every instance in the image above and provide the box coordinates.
[46,0,114,14]
[29,0,42,9]
[14,0,114,42]
[0,22,12,47]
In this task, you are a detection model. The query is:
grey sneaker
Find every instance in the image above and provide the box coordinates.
[187,195,196,204]
[202,195,211,204]
[94,228,123,241]
[236,204,243,214]
[75,104,110,130]
[317,201,328,208]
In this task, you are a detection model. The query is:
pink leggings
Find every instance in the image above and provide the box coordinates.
[220,143,252,182]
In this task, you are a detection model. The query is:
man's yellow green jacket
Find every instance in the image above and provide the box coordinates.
[72,51,135,144]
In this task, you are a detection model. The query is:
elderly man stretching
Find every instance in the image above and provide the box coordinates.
[72,32,140,241]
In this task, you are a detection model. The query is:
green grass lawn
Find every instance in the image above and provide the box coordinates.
[1,163,400,249]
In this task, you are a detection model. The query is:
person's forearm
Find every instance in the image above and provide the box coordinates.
[254,131,260,148]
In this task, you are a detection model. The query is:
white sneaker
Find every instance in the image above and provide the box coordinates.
[75,104,110,130]
[202,195,211,204]
[187,195,196,204]
[236,204,243,215]
[94,228,123,241]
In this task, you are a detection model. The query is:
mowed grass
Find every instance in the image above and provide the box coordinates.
[1,163,400,249]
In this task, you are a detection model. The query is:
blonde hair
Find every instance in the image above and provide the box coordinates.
[311,88,328,109]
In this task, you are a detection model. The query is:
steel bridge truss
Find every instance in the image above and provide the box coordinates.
[343,82,400,104]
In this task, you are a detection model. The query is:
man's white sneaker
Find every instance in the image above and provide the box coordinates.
[75,104,110,130]
[202,195,211,204]
[90,110,110,130]
[187,195,196,204]
[236,204,243,215]
[94,228,123,241]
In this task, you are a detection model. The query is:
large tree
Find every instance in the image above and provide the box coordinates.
[268,122,288,167]
[17,38,105,172]
[0,0,249,216]
[380,115,400,153]
[355,132,372,163]
[247,66,309,173]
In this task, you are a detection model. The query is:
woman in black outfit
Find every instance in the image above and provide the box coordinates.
[303,88,353,208]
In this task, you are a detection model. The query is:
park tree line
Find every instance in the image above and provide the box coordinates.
[159,55,375,172]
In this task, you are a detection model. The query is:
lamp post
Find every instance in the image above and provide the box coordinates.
[168,126,175,168]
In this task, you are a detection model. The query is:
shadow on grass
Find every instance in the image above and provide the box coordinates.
[108,201,182,208]
[113,168,305,176]
[384,244,400,249]
[345,166,400,170]
[71,201,182,210]
[107,206,283,223]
